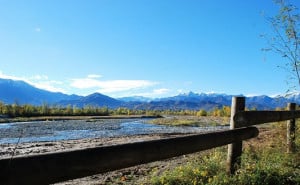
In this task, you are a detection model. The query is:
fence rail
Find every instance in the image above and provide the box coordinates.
[0,127,258,185]
[234,110,300,127]
[226,98,298,174]
[0,96,298,184]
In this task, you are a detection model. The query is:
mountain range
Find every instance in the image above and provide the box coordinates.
[0,78,299,110]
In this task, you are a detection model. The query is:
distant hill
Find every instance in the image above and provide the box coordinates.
[125,100,222,111]
[124,92,300,111]
[0,78,299,110]
[158,92,233,107]
[0,78,80,105]
[59,93,122,108]
[117,96,153,102]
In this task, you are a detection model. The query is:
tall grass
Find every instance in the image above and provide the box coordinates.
[150,124,300,185]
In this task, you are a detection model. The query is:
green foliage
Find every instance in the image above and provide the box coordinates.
[0,100,234,118]
[150,126,300,185]
[210,106,231,117]
[151,150,300,185]
[151,148,227,185]
[196,110,207,117]
[148,116,228,126]
[0,101,111,117]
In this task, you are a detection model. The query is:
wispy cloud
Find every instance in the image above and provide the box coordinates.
[0,72,172,97]
[30,75,49,80]
[87,74,102,79]
[70,75,157,93]
[35,27,41,32]
[70,77,103,89]
[32,80,66,93]
[153,88,170,95]
[134,88,171,98]
[97,80,156,93]
[0,71,66,93]
[0,71,25,81]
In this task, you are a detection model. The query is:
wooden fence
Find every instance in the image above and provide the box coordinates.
[226,97,298,174]
[0,96,298,185]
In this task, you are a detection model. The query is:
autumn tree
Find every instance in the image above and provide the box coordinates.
[262,0,300,94]
[196,109,207,116]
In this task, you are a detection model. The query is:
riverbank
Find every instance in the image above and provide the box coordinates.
[59,125,299,185]
[149,116,229,126]
[0,133,186,158]
[0,133,192,185]
[1,123,296,185]
[0,116,230,157]
[0,115,162,123]
[0,116,236,184]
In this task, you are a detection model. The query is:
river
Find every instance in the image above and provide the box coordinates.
[0,119,228,144]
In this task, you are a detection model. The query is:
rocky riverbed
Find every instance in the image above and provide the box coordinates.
[0,116,230,184]
[1,133,195,185]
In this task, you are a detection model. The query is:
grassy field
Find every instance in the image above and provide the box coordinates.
[1,115,299,184]
[148,116,230,126]
[148,122,300,185]
[90,117,299,185]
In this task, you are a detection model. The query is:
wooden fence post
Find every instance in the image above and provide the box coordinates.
[287,103,296,153]
[226,96,245,174]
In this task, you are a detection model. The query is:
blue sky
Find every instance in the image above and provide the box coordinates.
[0,0,299,98]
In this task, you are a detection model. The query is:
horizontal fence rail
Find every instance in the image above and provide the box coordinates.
[0,127,258,185]
[234,110,300,127]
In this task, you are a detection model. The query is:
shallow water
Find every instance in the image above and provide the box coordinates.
[0,119,228,144]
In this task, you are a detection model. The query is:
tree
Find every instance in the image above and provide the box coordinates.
[40,102,50,115]
[65,105,73,115]
[196,109,207,116]
[262,0,300,94]
[0,101,5,115]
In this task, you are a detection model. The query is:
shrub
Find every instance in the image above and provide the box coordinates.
[150,126,300,185]
[196,110,207,117]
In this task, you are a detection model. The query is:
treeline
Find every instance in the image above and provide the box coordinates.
[158,106,231,117]
[0,102,110,117]
[0,101,232,118]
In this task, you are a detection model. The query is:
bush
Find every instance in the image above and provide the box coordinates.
[196,110,207,117]
[150,126,300,185]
